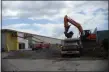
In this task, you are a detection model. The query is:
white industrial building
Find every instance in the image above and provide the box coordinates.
[1,29,29,51]
[1,29,62,51]
[32,35,62,44]
[19,32,62,49]
[17,32,29,50]
[27,34,62,48]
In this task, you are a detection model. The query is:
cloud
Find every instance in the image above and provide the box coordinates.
[2,1,66,19]
[2,23,66,39]
[2,1,108,23]
[2,22,82,39]
[2,23,30,29]
[2,1,91,20]
[32,23,65,38]
[2,1,108,39]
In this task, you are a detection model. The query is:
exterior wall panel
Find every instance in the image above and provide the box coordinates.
[1,32,6,50]
[6,32,19,51]
[96,30,109,43]
[33,35,62,44]
[18,32,29,49]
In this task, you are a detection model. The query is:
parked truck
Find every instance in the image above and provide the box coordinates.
[32,42,50,50]
[61,38,83,56]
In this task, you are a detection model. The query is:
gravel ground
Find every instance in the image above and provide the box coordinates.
[2,48,61,59]
[2,47,107,59]
[2,58,108,71]
[1,46,108,71]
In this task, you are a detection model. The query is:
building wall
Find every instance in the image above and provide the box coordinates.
[1,32,6,50]
[32,35,62,44]
[96,30,109,43]
[27,37,32,48]
[17,32,29,49]
[6,32,19,51]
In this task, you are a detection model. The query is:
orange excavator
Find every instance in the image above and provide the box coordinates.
[64,15,96,41]
[61,15,97,56]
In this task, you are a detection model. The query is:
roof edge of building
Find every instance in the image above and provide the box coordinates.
[1,29,63,40]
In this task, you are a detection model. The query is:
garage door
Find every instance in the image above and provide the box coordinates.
[19,43,25,49]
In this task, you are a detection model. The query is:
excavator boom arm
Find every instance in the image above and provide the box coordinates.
[64,15,83,35]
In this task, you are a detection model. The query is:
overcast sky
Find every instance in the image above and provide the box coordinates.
[2,1,108,39]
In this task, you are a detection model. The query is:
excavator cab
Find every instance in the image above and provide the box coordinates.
[83,30,91,37]
[81,30,95,41]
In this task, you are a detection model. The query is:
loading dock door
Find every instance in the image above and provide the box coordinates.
[19,43,25,49]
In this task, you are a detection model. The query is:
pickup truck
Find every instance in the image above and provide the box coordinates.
[32,42,50,50]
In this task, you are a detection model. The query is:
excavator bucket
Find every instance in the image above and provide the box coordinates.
[64,31,74,38]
